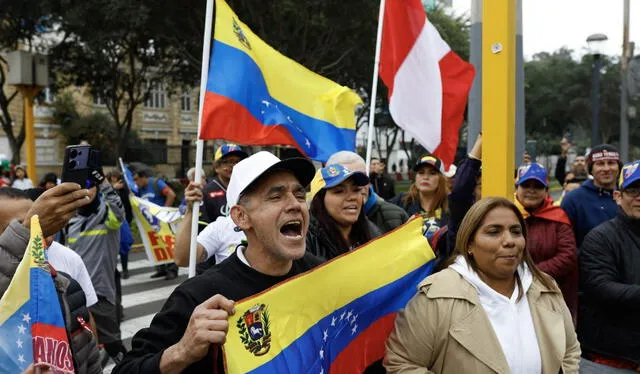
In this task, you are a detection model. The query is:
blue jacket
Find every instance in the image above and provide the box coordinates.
[561,179,617,248]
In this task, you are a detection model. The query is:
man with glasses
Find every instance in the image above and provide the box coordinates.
[202,144,248,223]
[578,160,640,373]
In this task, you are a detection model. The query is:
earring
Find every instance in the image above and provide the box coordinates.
[467,251,473,257]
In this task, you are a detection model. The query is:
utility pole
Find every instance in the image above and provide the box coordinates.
[482,0,515,198]
[620,0,631,162]
[515,0,525,166]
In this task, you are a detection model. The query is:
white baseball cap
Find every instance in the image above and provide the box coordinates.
[226,151,316,209]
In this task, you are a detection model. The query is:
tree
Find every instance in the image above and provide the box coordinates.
[524,48,632,153]
[0,0,51,164]
[48,0,194,158]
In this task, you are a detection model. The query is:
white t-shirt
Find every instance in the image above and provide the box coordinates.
[197,216,246,264]
[47,241,99,307]
[11,178,34,190]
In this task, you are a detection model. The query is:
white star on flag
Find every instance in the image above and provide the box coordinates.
[319,348,324,359]
[347,310,353,319]
[287,116,293,123]
[18,354,25,363]
[16,339,23,348]
[17,324,26,334]
[261,100,271,107]
[330,316,337,326]
[323,329,328,342]
[320,369,324,374]
[351,315,358,324]
[340,311,346,321]
[305,138,311,148]
[352,324,358,335]
[21,313,31,324]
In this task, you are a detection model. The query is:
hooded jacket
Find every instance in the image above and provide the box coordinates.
[515,195,578,319]
[65,181,125,304]
[560,179,617,247]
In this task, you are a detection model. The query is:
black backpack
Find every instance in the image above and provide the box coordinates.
[152,177,185,208]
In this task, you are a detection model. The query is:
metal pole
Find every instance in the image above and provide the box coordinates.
[467,0,482,153]
[482,0,516,198]
[20,87,39,183]
[591,54,602,147]
[189,0,214,278]
[620,0,631,162]
[365,0,387,176]
[515,0,525,166]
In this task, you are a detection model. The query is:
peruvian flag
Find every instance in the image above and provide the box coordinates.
[379,0,475,167]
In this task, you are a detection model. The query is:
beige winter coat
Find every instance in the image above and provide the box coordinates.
[384,268,580,374]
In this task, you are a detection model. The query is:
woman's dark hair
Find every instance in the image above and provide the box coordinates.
[443,197,556,300]
[310,188,373,259]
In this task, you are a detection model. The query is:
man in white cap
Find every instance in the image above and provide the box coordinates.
[114,151,321,374]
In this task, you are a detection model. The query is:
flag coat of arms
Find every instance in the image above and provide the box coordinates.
[0,216,75,373]
[379,0,475,167]
[200,0,363,162]
[223,217,435,373]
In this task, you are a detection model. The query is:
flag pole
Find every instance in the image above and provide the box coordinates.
[190,0,215,278]
[365,0,387,175]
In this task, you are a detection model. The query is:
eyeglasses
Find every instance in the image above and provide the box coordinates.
[622,187,640,198]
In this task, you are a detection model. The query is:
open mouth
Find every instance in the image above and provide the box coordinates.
[280,220,303,238]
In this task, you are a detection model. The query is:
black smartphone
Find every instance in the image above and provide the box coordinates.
[61,145,101,188]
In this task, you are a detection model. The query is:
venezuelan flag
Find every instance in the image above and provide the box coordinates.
[201,0,362,162]
[0,216,75,373]
[223,216,435,373]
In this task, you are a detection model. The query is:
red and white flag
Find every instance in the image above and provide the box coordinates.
[379,0,475,167]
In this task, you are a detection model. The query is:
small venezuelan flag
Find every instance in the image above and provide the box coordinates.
[0,216,75,373]
[223,216,435,373]
[200,0,363,162]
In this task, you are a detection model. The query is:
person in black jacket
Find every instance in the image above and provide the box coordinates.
[370,157,396,200]
[579,160,640,372]
[114,151,320,374]
[307,164,381,261]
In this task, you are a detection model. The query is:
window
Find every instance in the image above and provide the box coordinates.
[181,91,192,112]
[145,82,166,109]
[93,94,106,106]
[35,88,56,105]
[145,139,168,164]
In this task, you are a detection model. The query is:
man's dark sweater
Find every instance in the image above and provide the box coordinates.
[114,251,322,374]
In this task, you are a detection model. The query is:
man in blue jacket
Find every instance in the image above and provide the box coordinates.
[561,144,621,247]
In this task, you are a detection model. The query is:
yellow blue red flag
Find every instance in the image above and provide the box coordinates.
[200,0,362,162]
[0,216,75,373]
[223,216,435,373]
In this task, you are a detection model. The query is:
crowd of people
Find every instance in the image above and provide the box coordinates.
[1,137,639,373]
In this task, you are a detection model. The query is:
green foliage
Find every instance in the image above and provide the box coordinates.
[524,48,639,153]
[52,92,140,164]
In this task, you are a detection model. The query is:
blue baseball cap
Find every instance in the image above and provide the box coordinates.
[619,160,640,189]
[516,163,548,187]
[310,164,369,198]
[214,143,248,161]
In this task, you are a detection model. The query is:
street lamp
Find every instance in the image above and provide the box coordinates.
[586,33,608,147]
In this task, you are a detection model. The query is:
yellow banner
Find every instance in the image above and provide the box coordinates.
[130,196,183,265]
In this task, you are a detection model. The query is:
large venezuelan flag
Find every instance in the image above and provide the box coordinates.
[223,216,435,373]
[0,216,75,373]
[201,0,362,162]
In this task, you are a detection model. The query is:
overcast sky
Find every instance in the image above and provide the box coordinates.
[449,0,638,60]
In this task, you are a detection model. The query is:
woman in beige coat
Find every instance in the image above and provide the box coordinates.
[385,197,580,374]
